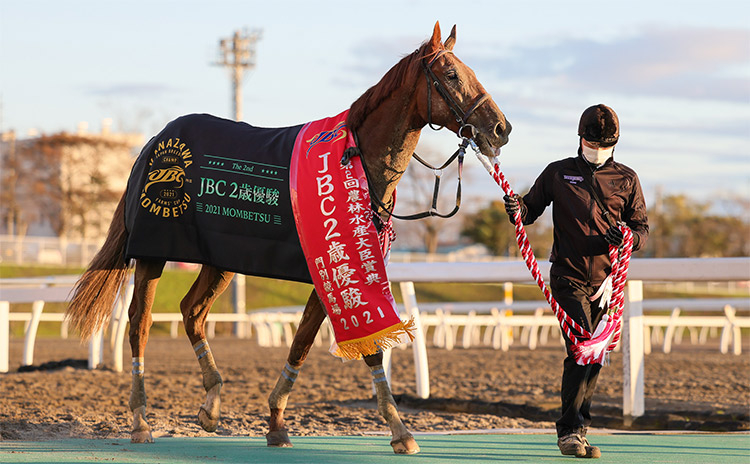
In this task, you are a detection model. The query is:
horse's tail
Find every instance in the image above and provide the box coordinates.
[66,193,130,340]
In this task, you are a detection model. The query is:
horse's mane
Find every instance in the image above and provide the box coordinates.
[346,41,440,133]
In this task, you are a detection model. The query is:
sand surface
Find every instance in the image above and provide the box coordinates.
[1,336,748,441]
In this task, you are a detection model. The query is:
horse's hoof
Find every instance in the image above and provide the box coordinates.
[198,406,219,432]
[131,429,154,443]
[266,430,293,447]
[391,435,420,455]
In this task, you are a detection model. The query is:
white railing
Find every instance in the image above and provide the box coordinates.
[0,235,104,267]
[1,257,748,421]
[0,275,104,372]
[385,257,750,419]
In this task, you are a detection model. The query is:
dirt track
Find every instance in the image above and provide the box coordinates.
[1,336,748,441]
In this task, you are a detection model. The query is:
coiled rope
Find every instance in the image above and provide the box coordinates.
[471,145,633,365]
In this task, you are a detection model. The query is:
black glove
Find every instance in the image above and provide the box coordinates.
[504,194,520,215]
[604,225,624,247]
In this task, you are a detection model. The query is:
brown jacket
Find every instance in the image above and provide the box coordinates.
[518,154,649,285]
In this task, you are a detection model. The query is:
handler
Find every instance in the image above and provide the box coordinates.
[504,104,649,458]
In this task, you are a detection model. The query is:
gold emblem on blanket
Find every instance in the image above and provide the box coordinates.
[140,137,193,218]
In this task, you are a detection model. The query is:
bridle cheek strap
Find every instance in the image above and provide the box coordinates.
[348,48,490,222]
[423,50,490,134]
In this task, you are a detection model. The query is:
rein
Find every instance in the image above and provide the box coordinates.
[343,131,469,221]
[471,144,634,365]
[341,48,491,222]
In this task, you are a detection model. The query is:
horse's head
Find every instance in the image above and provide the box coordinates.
[417,22,511,157]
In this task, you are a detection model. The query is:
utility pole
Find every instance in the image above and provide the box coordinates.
[213,28,261,337]
[213,28,262,121]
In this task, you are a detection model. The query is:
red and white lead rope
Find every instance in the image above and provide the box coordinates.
[472,145,633,365]
[572,226,633,364]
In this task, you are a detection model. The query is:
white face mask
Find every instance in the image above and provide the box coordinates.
[581,144,614,165]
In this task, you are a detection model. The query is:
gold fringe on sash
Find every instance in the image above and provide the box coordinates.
[332,318,416,360]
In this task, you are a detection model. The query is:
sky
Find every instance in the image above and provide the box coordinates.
[1,0,749,215]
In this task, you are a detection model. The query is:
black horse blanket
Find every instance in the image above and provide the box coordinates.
[125,111,413,359]
[124,114,311,283]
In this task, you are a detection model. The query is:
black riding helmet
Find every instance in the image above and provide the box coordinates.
[578,104,619,147]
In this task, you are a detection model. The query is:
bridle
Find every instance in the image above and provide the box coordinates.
[344,48,491,222]
[422,49,490,139]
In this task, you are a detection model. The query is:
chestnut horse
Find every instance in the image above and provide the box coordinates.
[66,22,510,454]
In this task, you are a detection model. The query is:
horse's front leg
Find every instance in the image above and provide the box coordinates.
[267,290,327,447]
[128,259,165,443]
[180,266,234,433]
[365,351,420,455]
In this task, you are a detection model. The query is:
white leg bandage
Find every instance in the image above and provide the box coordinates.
[193,339,222,390]
[132,357,144,375]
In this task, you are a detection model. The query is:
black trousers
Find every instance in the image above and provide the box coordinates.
[550,275,606,438]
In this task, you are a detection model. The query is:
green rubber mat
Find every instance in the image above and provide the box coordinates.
[1,433,748,463]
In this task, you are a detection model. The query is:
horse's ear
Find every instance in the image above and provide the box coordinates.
[444,25,456,51]
[429,21,442,51]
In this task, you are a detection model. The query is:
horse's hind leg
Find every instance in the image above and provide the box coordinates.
[266,290,327,447]
[128,258,166,443]
[365,351,420,454]
[180,265,234,433]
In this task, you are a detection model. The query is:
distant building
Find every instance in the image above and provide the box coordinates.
[0,122,143,240]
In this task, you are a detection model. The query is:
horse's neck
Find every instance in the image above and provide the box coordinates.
[357,95,422,217]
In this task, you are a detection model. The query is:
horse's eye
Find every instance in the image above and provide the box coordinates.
[446,70,459,81]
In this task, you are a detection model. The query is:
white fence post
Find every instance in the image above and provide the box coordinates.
[623,280,645,419]
[0,302,9,373]
[113,278,135,373]
[503,282,513,305]
[233,275,247,338]
[382,347,392,384]
[399,281,430,399]
[88,329,103,369]
[22,300,45,366]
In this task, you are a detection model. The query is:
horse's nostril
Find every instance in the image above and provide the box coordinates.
[494,122,504,138]
[495,120,511,138]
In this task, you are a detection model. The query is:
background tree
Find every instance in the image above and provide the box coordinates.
[460,198,553,258]
[644,193,749,257]
[41,133,125,238]
[0,132,25,235]
[460,192,749,259]
[2,132,132,239]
